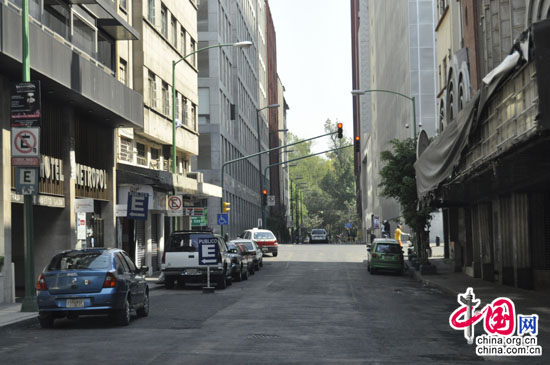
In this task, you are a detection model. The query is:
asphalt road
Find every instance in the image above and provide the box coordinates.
[0,244,540,363]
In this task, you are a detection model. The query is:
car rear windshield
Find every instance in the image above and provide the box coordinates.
[312,229,326,235]
[253,232,275,240]
[167,233,216,252]
[375,244,402,254]
[47,251,111,271]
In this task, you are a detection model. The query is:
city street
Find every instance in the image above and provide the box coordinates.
[0,244,514,364]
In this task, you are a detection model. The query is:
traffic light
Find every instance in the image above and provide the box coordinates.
[223,201,231,213]
[337,123,343,139]
[262,189,268,205]
[354,136,360,152]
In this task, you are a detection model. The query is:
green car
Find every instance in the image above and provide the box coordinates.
[367,239,404,275]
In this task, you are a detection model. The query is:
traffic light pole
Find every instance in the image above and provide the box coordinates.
[261,145,353,228]
[220,131,336,236]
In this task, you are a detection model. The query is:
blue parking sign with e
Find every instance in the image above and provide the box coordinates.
[217,213,229,225]
[198,238,219,265]
[127,192,149,220]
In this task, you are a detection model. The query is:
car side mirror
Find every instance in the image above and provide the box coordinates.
[367,247,372,252]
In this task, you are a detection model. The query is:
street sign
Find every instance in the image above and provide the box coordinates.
[267,195,275,206]
[11,81,41,128]
[11,127,40,167]
[198,238,219,266]
[75,198,94,213]
[115,204,127,217]
[167,195,183,216]
[344,222,353,229]
[217,213,229,225]
[15,167,39,195]
[127,192,149,220]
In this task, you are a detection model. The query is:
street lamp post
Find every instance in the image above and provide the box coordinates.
[351,89,418,138]
[256,103,279,225]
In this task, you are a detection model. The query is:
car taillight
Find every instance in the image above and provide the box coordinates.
[36,274,47,291]
[162,251,166,264]
[251,251,256,255]
[372,253,378,258]
[103,272,117,288]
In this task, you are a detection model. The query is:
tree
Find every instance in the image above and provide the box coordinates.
[378,138,433,264]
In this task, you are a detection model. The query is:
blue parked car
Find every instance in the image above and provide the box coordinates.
[36,248,149,328]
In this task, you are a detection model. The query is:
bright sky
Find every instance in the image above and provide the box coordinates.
[269,1,353,153]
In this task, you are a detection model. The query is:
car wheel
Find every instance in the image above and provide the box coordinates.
[398,268,404,276]
[116,297,131,326]
[137,291,149,317]
[235,266,243,282]
[242,268,249,280]
[165,277,175,289]
[272,251,278,257]
[367,263,370,272]
[249,265,255,275]
[38,312,55,329]
[370,268,375,275]
[259,260,263,268]
[217,273,227,290]
[255,262,260,271]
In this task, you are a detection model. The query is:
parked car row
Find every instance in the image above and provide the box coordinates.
[162,227,278,289]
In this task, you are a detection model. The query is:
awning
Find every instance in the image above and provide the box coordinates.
[414,33,530,200]
[67,0,140,40]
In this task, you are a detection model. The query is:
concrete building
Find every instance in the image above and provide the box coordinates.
[0,0,142,304]
[416,0,550,290]
[196,0,282,238]
[351,0,439,241]
[114,0,221,274]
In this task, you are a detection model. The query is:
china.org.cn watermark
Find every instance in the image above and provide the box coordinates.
[449,287,542,357]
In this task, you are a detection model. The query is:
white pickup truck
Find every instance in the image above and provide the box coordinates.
[162,229,233,289]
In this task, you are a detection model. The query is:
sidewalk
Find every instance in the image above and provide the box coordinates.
[0,272,165,330]
[406,245,550,349]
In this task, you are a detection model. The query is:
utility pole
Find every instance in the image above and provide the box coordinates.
[20,0,38,312]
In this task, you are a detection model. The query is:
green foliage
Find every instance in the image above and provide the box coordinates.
[288,119,356,239]
[378,138,433,262]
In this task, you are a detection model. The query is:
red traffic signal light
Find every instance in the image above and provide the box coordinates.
[354,136,360,152]
[337,123,343,139]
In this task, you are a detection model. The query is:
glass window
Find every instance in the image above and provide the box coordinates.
[47,251,111,271]
[121,252,137,272]
[180,27,186,55]
[115,254,130,273]
[161,4,168,38]
[253,231,275,240]
[73,14,96,56]
[182,98,188,126]
[148,71,156,108]
[190,39,196,66]
[191,104,197,130]
[375,244,402,254]
[98,30,115,70]
[147,0,155,24]
[150,148,159,169]
[162,81,169,115]
[44,0,70,40]
[119,58,127,85]
[167,233,217,252]
[120,0,128,11]
[137,142,146,165]
[171,16,177,47]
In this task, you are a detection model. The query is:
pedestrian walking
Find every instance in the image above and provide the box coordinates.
[394,224,407,247]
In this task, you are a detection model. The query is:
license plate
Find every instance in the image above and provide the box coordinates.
[66,299,84,308]
[186,269,198,274]
[262,248,268,252]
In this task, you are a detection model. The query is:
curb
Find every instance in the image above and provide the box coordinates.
[0,316,37,331]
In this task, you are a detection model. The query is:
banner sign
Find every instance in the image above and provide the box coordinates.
[11,81,41,128]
